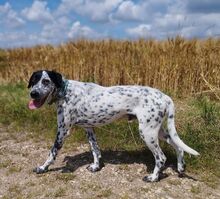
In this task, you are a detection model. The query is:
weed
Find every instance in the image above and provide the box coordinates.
[7,166,22,174]
[0,159,12,169]
[118,164,129,171]
[120,194,131,199]
[200,173,219,189]
[54,187,66,197]
[167,179,182,186]
[140,187,150,193]
[190,185,201,194]
[96,188,112,198]
[80,182,102,194]
[55,173,76,182]
[6,184,23,199]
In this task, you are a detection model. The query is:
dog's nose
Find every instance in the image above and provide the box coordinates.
[30,91,40,99]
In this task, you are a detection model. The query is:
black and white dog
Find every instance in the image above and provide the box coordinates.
[28,70,199,182]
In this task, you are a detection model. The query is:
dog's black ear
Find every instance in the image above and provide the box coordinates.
[47,70,63,88]
[28,71,42,88]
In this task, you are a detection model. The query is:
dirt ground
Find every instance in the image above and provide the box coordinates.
[0,127,219,199]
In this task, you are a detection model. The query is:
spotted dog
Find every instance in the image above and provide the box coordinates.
[28,70,199,182]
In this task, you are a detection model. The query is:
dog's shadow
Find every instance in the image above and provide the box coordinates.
[49,149,197,181]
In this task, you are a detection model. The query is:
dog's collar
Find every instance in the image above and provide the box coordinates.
[57,79,69,100]
[60,79,69,97]
[48,79,69,104]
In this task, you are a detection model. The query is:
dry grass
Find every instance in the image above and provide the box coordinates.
[0,37,220,97]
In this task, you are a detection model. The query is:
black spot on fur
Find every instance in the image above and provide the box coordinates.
[58,109,63,115]
[158,111,164,118]
[155,117,159,122]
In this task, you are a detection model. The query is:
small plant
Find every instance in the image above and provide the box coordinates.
[191,185,201,194]
[97,188,112,198]
[195,97,219,125]
[54,187,66,197]
[55,173,76,182]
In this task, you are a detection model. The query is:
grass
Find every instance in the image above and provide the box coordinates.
[7,166,22,174]
[0,159,12,169]
[53,187,66,197]
[96,188,112,198]
[3,184,24,199]
[55,173,76,182]
[178,97,220,176]
[0,83,219,183]
[0,83,57,139]
[191,185,201,194]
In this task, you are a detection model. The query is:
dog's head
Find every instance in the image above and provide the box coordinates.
[28,70,63,109]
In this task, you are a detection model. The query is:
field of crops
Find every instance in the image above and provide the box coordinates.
[0,36,219,97]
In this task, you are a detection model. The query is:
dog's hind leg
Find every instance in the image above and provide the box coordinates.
[159,127,185,174]
[85,128,104,172]
[139,123,167,182]
[33,127,70,174]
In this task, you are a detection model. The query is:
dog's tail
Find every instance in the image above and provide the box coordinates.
[166,97,200,156]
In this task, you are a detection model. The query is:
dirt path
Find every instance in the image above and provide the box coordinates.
[0,127,219,199]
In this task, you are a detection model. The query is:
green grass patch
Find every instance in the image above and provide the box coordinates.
[0,83,219,182]
[0,83,57,138]
[179,97,220,176]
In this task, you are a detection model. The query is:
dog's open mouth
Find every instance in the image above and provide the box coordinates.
[28,96,47,110]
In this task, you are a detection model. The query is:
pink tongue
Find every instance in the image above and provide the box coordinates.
[28,100,38,110]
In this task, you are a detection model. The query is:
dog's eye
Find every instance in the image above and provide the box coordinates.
[42,79,50,85]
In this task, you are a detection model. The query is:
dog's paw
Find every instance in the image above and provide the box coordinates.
[86,162,104,173]
[177,162,186,174]
[142,174,159,182]
[33,166,48,174]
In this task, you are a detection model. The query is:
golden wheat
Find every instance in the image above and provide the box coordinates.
[0,37,219,97]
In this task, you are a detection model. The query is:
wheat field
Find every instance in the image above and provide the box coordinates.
[0,36,219,97]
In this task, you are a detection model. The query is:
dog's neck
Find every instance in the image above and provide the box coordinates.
[49,79,69,105]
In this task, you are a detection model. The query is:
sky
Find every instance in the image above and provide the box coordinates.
[0,0,220,48]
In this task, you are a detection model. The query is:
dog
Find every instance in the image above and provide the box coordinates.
[28,70,199,182]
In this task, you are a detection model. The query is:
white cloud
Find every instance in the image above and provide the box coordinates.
[155,14,186,30]
[126,24,151,38]
[152,11,220,38]
[114,0,147,21]
[1,0,220,48]
[40,16,71,43]
[0,2,25,28]
[21,0,53,23]
[56,0,123,22]
[0,2,10,14]
[113,0,172,22]
[68,21,102,39]
[0,32,28,48]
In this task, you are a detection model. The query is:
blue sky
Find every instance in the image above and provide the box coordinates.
[0,0,220,48]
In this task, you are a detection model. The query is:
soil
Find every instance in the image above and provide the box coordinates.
[0,127,219,199]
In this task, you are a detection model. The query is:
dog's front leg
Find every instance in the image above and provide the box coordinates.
[85,128,104,172]
[33,127,69,174]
